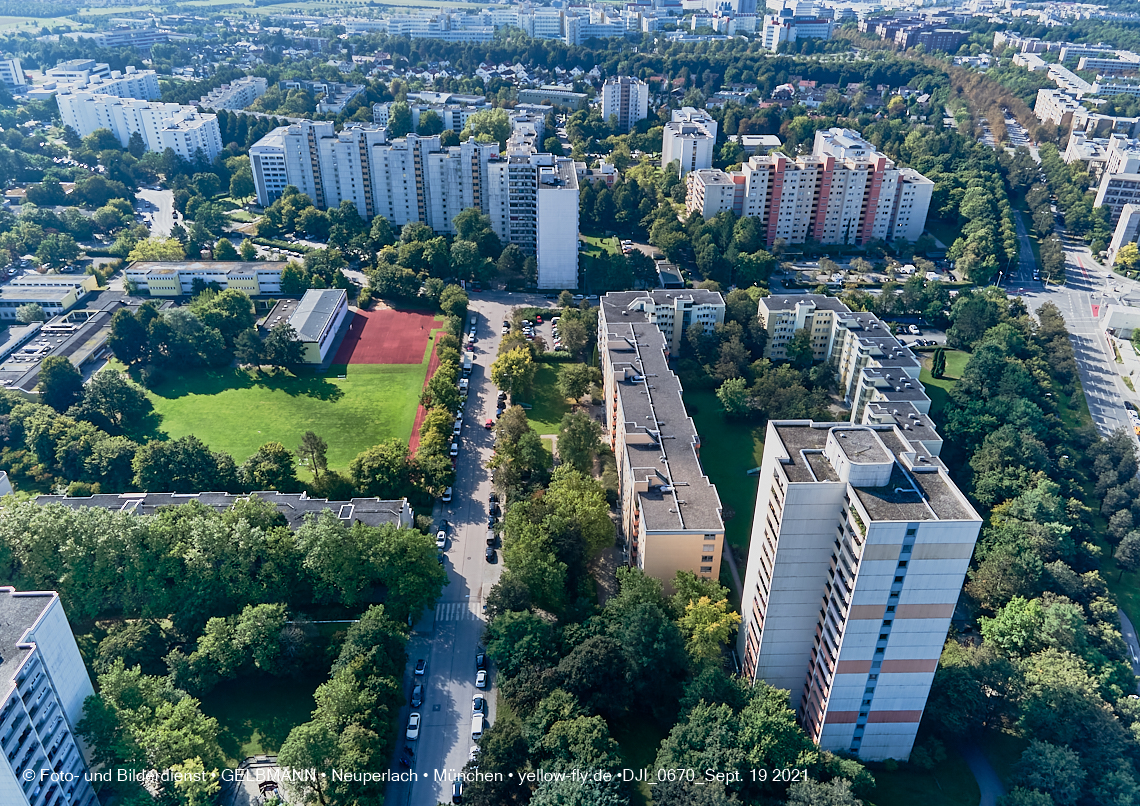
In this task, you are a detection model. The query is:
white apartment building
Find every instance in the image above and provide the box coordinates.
[0,588,98,806]
[0,59,26,90]
[250,123,580,288]
[600,76,649,132]
[741,421,980,761]
[33,61,159,101]
[125,261,285,296]
[662,107,718,177]
[1109,203,1140,265]
[56,91,221,161]
[197,76,268,111]
[1095,172,1140,224]
[1091,78,1140,99]
[598,291,726,588]
[687,129,932,247]
[372,96,488,133]
[44,59,110,84]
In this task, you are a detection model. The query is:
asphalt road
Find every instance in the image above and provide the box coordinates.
[387,290,556,806]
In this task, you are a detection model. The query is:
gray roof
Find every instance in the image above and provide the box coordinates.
[599,288,725,324]
[34,491,409,530]
[0,286,75,303]
[0,589,55,690]
[760,293,852,314]
[769,420,977,523]
[288,289,346,343]
[604,320,723,534]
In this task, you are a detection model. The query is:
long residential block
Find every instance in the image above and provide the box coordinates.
[56,91,221,161]
[125,261,285,296]
[599,290,726,589]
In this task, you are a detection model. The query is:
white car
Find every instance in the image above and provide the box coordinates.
[436,530,447,548]
[406,712,421,740]
[450,443,459,457]
[475,670,488,689]
[443,487,453,502]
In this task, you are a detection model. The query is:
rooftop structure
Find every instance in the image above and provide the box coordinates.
[263,288,349,364]
[35,491,414,530]
[125,261,285,296]
[662,107,718,177]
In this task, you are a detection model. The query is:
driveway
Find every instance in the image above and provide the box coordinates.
[386,292,555,806]
[135,188,176,237]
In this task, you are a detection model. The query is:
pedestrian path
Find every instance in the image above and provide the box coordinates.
[434,601,484,622]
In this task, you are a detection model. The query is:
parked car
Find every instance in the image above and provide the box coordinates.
[476,670,488,689]
[415,659,426,675]
[908,325,921,335]
[436,530,447,549]
[485,547,497,563]
[443,487,453,502]
[411,684,423,707]
[450,443,459,457]
[406,712,421,740]
[472,695,486,715]
[484,418,493,429]
[476,653,487,669]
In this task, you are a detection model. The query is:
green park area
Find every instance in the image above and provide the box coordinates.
[516,362,576,436]
[918,348,971,422]
[681,389,766,551]
[200,671,324,766]
[147,362,429,475]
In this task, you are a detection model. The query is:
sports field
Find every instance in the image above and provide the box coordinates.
[148,308,445,472]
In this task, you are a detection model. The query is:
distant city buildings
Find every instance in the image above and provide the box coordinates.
[197,76,268,111]
[27,60,159,101]
[600,76,649,132]
[249,122,579,289]
[861,15,968,52]
[0,587,98,806]
[57,91,222,161]
[517,85,588,109]
[762,4,835,51]
[598,290,727,588]
[686,129,933,247]
[279,79,364,115]
[740,293,979,762]
[662,107,718,176]
[372,92,489,133]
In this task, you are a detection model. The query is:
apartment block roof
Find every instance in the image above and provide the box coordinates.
[603,319,723,534]
[288,288,346,343]
[0,588,55,686]
[600,288,725,324]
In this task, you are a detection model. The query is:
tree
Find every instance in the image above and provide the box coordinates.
[263,322,304,368]
[298,431,329,481]
[558,363,594,402]
[240,239,257,261]
[190,288,255,346]
[229,168,255,202]
[678,596,741,663]
[931,347,947,379]
[491,347,536,400]
[417,109,444,136]
[36,233,80,266]
[460,108,512,149]
[1012,740,1085,806]
[16,303,45,323]
[127,236,186,263]
[717,378,751,417]
[240,442,299,492]
[132,435,237,492]
[1114,531,1140,579]
[75,370,152,432]
[784,328,814,368]
[439,285,469,319]
[214,238,239,261]
[234,329,263,367]
[387,101,413,137]
[349,439,411,499]
[109,308,149,365]
[786,779,861,806]
[277,721,337,806]
[39,355,84,413]
[557,411,602,473]
[558,318,589,356]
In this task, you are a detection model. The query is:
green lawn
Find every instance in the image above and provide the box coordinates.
[148,362,429,472]
[918,349,971,424]
[199,672,323,766]
[870,745,980,806]
[681,389,766,551]
[581,232,622,256]
[518,363,574,436]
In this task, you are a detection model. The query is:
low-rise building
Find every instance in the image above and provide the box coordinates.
[598,290,726,589]
[0,587,98,806]
[516,85,588,109]
[125,261,285,296]
[36,491,414,530]
[0,275,96,321]
[264,288,349,364]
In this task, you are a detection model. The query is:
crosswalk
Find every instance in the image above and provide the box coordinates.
[434,601,484,622]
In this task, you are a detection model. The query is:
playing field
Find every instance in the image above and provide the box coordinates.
[147,308,446,472]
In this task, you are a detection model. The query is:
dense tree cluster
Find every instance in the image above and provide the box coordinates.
[1039,143,1113,254]
[925,293,1140,804]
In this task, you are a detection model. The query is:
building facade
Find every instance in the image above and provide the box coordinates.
[125,261,285,296]
[600,77,649,132]
[1109,203,1140,265]
[270,288,349,364]
[197,76,268,111]
[0,59,26,90]
[250,123,580,289]
[0,588,98,806]
[598,290,726,589]
[662,107,718,176]
[687,129,933,247]
[56,91,221,161]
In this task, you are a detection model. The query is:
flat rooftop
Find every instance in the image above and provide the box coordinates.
[127,260,284,274]
[761,293,853,314]
[0,589,55,689]
[286,288,346,343]
[770,420,978,523]
[599,289,725,326]
[605,320,723,534]
[35,491,408,530]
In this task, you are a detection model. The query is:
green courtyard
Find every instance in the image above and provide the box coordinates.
[147,362,429,474]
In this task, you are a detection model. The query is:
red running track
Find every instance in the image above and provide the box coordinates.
[333,308,445,365]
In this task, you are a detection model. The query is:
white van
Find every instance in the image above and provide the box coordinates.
[471,713,485,739]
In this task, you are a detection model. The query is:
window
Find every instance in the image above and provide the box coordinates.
[701,555,714,562]
[700,566,713,573]
[894,576,904,583]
